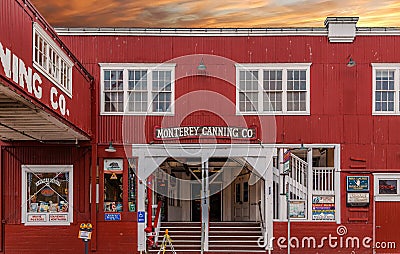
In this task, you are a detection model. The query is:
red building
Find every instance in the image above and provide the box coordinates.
[1,0,400,253]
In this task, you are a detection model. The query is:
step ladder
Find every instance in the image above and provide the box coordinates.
[157,229,176,254]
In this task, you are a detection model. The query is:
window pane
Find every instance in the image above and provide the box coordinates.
[264,92,282,111]
[27,172,70,214]
[235,183,241,203]
[104,162,123,212]
[243,182,249,202]
[379,180,398,194]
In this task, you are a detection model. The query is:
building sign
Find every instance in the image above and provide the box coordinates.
[347,176,369,192]
[154,126,256,140]
[347,192,369,206]
[104,213,121,221]
[0,41,71,117]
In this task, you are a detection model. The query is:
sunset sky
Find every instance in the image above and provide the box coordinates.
[30,0,400,28]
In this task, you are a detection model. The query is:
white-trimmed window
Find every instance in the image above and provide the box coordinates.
[236,63,311,115]
[32,23,73,97]
[372,64,400,114]
[374,173,400,201]
[100,64,175,115]
[22,165,73,226]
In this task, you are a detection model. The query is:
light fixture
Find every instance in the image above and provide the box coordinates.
[105,141,116,153]
[197,58,206,71]
[347,57,356,67]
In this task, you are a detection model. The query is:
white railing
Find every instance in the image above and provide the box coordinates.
[288,154,308,199]
[312,167,335,194]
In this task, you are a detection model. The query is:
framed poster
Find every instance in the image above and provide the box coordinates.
[289,200,306,219]
[347,176,369,192]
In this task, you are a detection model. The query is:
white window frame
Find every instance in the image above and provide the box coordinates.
[21,165,73,226]
[235,63,311,115]
[99,63,176,115]
[374,173,400,201]
[372,63,400,115]
[32,23,74,98]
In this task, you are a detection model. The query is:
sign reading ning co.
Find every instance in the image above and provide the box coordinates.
[154,126,257,140]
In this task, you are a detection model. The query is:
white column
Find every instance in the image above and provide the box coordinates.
[278,148,286,219]
[137,175,147,252]
[201,159,209,251]
[265,158,273,251]
[307,148,313,220]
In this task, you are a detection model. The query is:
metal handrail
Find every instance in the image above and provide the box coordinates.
[257,200,265,231]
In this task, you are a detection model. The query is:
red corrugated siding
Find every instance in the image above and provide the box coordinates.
[0,0,92,137]
[2,145,91,225]
[375,202,400,253]
[273,222,373,254]
[59,33,400,169]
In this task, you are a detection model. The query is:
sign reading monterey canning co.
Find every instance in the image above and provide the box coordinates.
[155,126,256,140]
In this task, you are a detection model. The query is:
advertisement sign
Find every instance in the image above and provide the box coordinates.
[49,214,68,222]
[347,176,369,192]
[347,192,370,206]
[27,214,47,222]
[289,200,306,218]
[312,203,335,220]
[104,159,123,172]
[312,195,335,204]
[104,213,121,221]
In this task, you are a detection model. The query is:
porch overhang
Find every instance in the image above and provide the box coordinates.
[0,83,90,142]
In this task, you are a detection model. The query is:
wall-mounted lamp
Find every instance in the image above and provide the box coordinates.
[347,57,356,67]
[197,58,207,71]
[105,141,116,153]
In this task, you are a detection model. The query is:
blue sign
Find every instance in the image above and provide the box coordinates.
[347,176,369,192]
[138,211,145,223]
[104,213,121,221]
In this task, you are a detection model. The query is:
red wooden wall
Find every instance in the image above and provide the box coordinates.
[59,33,400,170]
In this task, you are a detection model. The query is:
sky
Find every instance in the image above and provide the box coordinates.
[30,0,400,28]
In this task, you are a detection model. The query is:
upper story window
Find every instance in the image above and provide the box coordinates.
[372,64,400,114]
[236,63,311,115]
[100,64,175,115]
[32,23,73,97]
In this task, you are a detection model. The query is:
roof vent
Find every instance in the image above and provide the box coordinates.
[324,17,359,43]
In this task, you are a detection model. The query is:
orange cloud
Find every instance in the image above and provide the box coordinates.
[30,0,400,28]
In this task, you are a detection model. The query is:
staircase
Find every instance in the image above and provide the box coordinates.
[209,222,265,253]
[150,222,266,253]
[152,222,202,252]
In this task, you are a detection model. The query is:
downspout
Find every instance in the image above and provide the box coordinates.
[89,76,98,252]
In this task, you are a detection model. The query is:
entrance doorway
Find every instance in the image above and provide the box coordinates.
[233,170,250,221]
